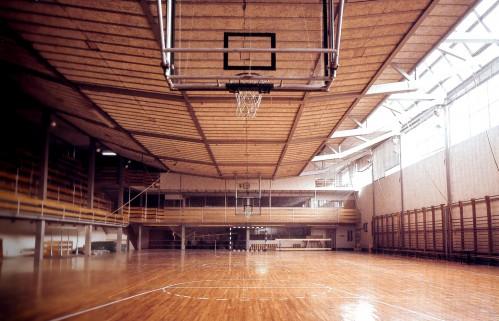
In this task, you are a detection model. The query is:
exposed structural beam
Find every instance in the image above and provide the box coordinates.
[312,131,398,162]
[444,32,499,43]
[391,64,413,81]
[388,93,445,104]
[301,150,371,176]
[182,93,222,177]
[1,23,168,172]
[365,80,419,96]
[299,0,439,175]
[331,127,390,139]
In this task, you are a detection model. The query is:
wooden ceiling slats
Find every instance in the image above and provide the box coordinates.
[1,0,476,178]
[62,115,146,153]
[136,136,212,162]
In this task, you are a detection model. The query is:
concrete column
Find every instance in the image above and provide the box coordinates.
[84,225,92,256]
[34,220,46,264]
[137,225,142,251]
[87,139,96,209]
[246,228,250,251]
[181,225,186,251]
[116,227,123,253]
[39,113,50,200]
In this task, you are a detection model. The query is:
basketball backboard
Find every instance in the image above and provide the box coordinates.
[156,0,344,93]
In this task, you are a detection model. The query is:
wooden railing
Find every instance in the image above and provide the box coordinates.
[0,190,125,225]
[373,195,499,258]
[127,206,359,225]
[0,170,112,211]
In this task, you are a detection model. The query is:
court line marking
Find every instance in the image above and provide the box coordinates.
[48,279,328,321]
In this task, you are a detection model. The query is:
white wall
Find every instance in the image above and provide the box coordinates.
[450,126,499,201]
[356,183,373,249]
[335,225,355,249]
[374,171,402,215]
[403,150,447,210]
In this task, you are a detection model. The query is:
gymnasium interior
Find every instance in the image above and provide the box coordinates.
[0,0,498,320]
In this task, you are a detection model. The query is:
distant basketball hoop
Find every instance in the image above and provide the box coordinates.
[226,73,274,118]
[235,177,262,216]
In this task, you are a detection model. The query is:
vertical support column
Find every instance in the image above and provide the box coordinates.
[137,225,142,251]
[246,228,250,251]
[415,209,419,250]
[459,202,464,250]
[422,207,427,252]
[34,220,46,264]
[116,228,123,253]
[443,104,452,258]
[39,113,51,200]
[485,196,493,255]
[371,156,375,251]
[391,214,395,248]
[440,204,446,254]
[118,157,125,215]
[380,215,384,248]
[471,199,477,253]
[431,206,436,251]
[84,225,92,256]
[400,211,404,249]
[407,211,411,250]
[180,225,186,251]
[87,139,96,209]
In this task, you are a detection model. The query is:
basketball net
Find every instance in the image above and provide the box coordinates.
[235,89,262,118]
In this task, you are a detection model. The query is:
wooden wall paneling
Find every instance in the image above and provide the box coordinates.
[459,201,465,251]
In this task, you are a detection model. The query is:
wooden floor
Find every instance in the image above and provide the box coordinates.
[0,251,498,321]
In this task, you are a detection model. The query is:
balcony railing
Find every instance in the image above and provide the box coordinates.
[127,206,359,225]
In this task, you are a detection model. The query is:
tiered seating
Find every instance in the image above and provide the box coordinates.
[0,148,112,211]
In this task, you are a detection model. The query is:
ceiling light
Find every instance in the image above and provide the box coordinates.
[102,150,117,156]
[50,121,57,127]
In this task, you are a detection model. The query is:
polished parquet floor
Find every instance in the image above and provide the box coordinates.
[0,250,498,321]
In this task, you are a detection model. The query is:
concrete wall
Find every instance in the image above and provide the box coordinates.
[0,220,123,257]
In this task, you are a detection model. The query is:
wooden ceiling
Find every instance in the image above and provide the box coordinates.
[0,0,476,178]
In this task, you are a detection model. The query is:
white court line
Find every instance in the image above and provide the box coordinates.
[49,279,316,321]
